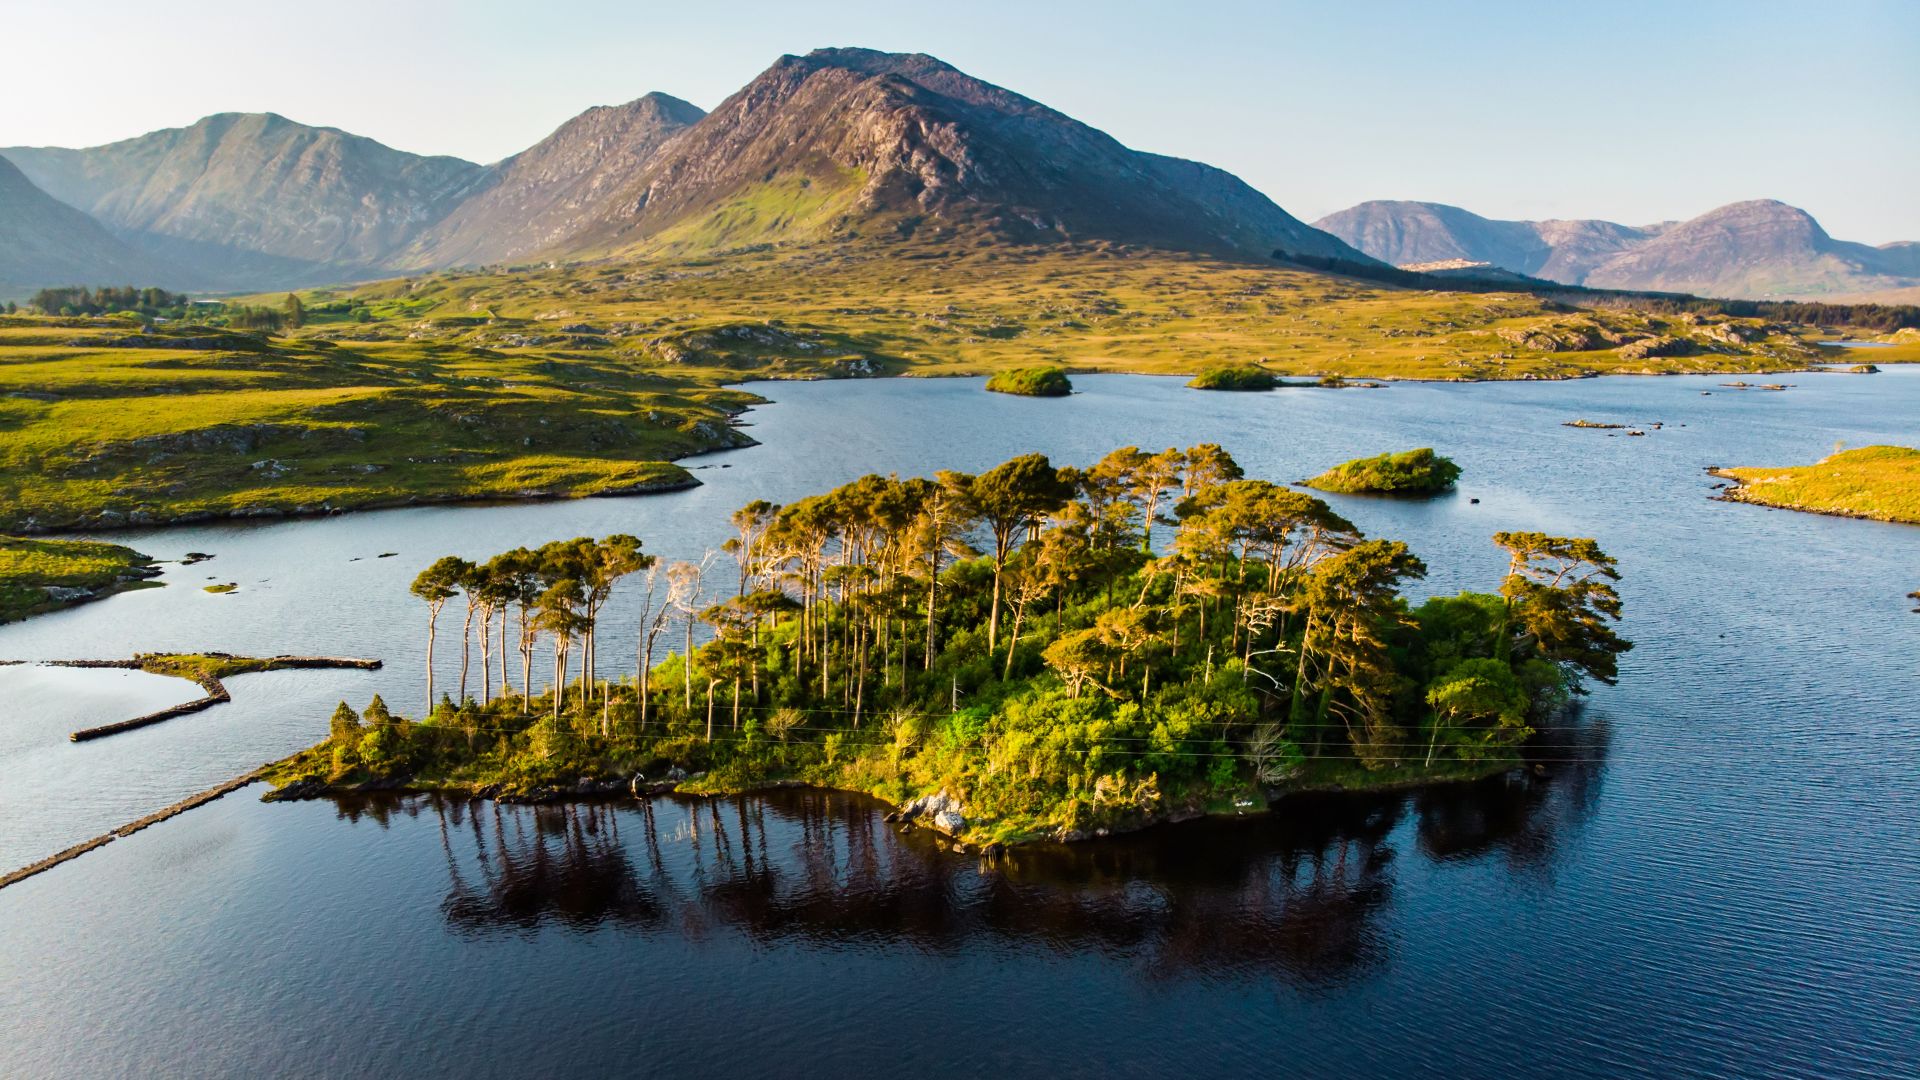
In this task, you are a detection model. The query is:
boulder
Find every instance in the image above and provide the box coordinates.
[901,789,967,834]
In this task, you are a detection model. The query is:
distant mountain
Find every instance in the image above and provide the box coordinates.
[542,49,1370,263]
[1310,201,1558,275]
[1580,200,1919,299]
[3,113,486,288]
[1315,198,1917,300]
[0,155,177,300]
[405,93,706,268]
[2,48,1370,292]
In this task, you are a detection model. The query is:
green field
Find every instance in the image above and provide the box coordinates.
[0,536,157,622]
[0,315,758,532]
[1715,445,1920,525]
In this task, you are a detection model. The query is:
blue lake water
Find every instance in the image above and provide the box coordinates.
[1,370,1916,1077]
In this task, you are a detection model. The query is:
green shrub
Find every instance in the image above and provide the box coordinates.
[1305,447,1461,494]
[985,365,1073,397]
[1187,365,1277,391]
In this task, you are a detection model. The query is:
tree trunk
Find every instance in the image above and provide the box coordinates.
[478,609,491,706]
[988,558,1004,654]
[458,603,474,704]
[424,605,440,715]
[640,633,655,728]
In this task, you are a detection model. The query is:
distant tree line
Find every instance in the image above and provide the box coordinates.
[27,286,191,318]
[1618,297,1920,332]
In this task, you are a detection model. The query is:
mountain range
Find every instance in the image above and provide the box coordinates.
[0,48,1367,298]
[1314,199,1920,301]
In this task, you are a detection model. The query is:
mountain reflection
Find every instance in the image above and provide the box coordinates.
[333,726,1605,989]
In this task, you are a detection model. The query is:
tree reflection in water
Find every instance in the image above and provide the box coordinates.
[333,719,1607,991]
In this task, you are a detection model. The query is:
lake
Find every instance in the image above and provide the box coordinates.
[2,371,1917,1077]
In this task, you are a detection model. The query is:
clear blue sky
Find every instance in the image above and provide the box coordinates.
[5,0,1915,241]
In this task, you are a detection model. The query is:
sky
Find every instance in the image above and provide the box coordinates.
[3,0,1915,242]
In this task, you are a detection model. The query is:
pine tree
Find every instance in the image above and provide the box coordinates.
[329,701,363,745]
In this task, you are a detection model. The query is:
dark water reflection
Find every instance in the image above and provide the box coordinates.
[389,723,1601,993]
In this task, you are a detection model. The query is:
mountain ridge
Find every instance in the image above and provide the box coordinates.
[537,48,1371,264]
[1,48,1372,294]
[4,112,488,289]
[1315,198,1917,300]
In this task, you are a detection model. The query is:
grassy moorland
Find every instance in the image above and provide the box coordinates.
[0,241,1825,541]
[0,314,759,532]
[288,243,1823,383]
[1714,445,1920,525]
[0,536,158,622]
[263,446,1631,844]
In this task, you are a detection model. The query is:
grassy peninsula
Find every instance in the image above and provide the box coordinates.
[265,443,1630,845]
[1305,448,1462,495]
[0,536,158,622]
[984,366,1072,396]
[0,313,756,533]
[1714,445,1920,524]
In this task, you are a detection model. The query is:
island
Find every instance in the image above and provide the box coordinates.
[0,536,159,623]
[1304,448,1462,495]
[264,443,1629,846]
[1186,364,1280,391]
[984,366,1072,397]
[1713,445,1920,525]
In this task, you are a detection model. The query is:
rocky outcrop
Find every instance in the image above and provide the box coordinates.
[899,789,967,834]
[1615,335,1691,361]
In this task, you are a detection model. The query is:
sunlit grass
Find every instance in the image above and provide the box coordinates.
[1716,445,1920,524]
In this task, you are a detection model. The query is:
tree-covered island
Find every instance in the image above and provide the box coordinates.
[1305,448,1463,495]
[267,444,1629,845]
[984,366,1073,396]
